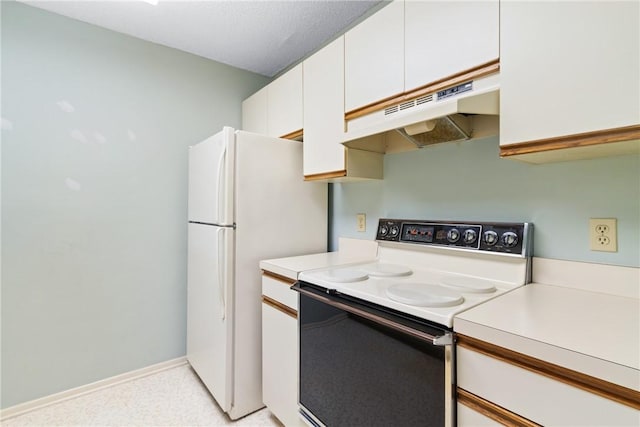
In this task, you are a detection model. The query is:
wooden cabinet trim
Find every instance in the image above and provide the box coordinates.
[262,270,297,286]
[262,295,297,319]
[500,124,640,157]
[457,387,542,427]
[457,334,640,410]
[344,59,500,121]
[280,129,303,140]
[304,170,347,181]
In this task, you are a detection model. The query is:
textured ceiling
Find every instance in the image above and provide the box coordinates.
[19,0,385,77]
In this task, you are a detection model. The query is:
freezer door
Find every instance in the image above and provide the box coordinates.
[186,223,234,412]
[188,127,235,226]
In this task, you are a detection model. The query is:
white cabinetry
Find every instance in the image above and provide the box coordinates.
[303,36,383,181]
[456,402,502,427]
[261,273,304,427]
[456,336,640,426]
[404,0,498,92]
[267,63,303,139]
[343,0,500,149]
[344,0,404,112]
[499,1,640,163]
[242,87,268,135]
[242,65,303,139]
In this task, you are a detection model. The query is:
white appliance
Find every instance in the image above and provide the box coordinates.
[342,74,500,149]
[187,127,327,419]
[294,218,532,427]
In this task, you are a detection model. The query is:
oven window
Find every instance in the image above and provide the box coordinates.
[299,292,447,427]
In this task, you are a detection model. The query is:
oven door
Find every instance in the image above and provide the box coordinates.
[293,281,454,427]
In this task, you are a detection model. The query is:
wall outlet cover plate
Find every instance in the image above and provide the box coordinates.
[589,218,617,252]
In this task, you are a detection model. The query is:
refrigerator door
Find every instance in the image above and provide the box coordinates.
[186,222,234,412]
[188,127,235,226]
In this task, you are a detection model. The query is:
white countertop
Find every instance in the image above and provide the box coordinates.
[455,279,640,391]
[259,237,378,280]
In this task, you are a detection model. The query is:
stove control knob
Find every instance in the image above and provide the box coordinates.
[501,231,519,248]
[447,228,460,243]
[483,230,498,246]
[390,225,400,237]
[463,229,477,244]
[379,225,389,236]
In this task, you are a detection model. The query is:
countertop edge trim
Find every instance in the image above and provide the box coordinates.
[457,334,640,410]
[262,270,297,285]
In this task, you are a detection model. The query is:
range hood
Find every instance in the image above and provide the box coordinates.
[343,74,500,153]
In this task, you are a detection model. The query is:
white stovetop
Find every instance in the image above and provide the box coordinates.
[300,262,523,328]
[298,243,531,328]
[454,258,640,391]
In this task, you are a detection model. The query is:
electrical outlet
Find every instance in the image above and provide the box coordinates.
[356,213,366,232]
[589,218,617,252]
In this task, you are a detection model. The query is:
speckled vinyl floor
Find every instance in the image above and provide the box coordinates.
[2,364,282,427]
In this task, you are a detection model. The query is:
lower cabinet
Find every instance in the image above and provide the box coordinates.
[456,399,503,427]
[456,335,640,426]
[261,272,305,427]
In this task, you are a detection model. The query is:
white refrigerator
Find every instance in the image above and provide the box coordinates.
[186,127,327,419]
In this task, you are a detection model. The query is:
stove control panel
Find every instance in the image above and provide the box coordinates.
[376,219,532,256]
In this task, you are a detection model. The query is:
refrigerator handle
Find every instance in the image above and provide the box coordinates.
[217,228,226,320]
[216,144,227,225]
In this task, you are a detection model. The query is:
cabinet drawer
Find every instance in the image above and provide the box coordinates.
[457,402,502,427]
[457,345,640,426]
[262,273,298,311]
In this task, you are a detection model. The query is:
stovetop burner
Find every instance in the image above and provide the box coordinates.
[386,283,465,307]
[438,276,497,293]
[315,268,368,283]
[359,263,413,277]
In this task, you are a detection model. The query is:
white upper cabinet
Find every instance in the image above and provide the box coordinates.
[242,86,268,135]
[303,36,383,181]
[303,37,346,177]
[404,0,499,92]
[344,0,404,112]
[241,64,303,139]
[500,1,640,162]
[267,63,303,138]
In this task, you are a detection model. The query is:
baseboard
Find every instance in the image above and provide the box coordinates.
[0,356,188,421]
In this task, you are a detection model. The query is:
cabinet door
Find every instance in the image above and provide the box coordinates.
[344,0,404,112]
[267,63,303,138]
[500,1,640,147]
[262,302,304,427]
[405,0,498,93]
[303,37,346,177]
[241,86,268,135]
[457,346,640,426]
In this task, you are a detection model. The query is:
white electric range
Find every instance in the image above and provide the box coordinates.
[299,218,533,328]
[295,219,533,427]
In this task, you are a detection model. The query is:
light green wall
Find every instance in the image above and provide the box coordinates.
[331,136,640,268]
[1,2,268,408]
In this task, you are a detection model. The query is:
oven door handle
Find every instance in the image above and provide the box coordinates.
[293,284,453,346]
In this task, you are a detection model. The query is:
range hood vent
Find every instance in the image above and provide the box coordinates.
[385,94,434,116]
[395,115,471,148]
[343,74,500,153]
